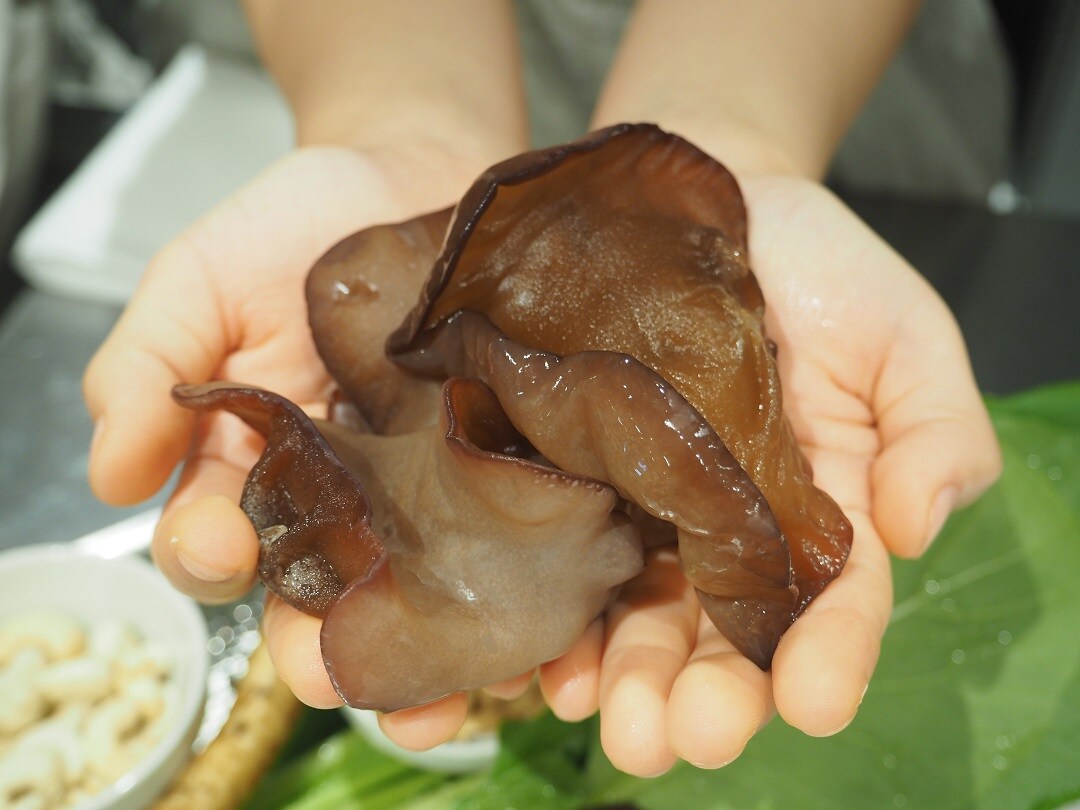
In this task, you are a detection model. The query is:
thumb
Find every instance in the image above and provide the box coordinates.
[83,239,228,505]
[871,296,1002,558]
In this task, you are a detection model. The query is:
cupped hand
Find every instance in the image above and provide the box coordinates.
[82,144,542,748]
[566,175,1003,776]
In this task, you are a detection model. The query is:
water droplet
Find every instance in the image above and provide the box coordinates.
[995,734,1012,750]
[1026,454,1041,469]
[941,598,956,613]
[1047,466,1062,481]
[331,278,380,301]
[454,580,478,602]
[883,753,898,769]
[317,742,337,761]
[924,580,941,595]
[992,754,1008,770]
[894,793,908,807]
[997,630,1012,645]
[951,648,966,665]
[207,636,226,656]
[542,784,556,799]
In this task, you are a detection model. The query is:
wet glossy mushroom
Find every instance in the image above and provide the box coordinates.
[173,380,643,710]
[306,208,452,435]
[175,122,852,705]
[387,123,852,667]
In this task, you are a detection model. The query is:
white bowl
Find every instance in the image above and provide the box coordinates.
[0,544,209,809]
[341,706,499,773]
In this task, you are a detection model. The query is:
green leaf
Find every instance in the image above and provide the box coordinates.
[245,725,440,809]
[401,712,593,810]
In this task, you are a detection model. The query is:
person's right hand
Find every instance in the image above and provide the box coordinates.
[83,144,562,749]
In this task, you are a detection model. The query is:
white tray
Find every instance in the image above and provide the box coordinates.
[13,44,292,304]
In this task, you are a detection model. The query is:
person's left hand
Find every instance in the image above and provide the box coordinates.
[531,174,1002,776]
[81,144,554,750]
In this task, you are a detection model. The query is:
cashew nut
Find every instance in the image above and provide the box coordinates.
[0,747,64,806]
[0,610,184,807]
[0,648,47,735]
[121,675,166,720]
[87,620,139,661]
[84,699,138,763]
[115,641,173,683]
[8,794,48,810]
[38,655,113,705]
[14,707,88,784]
[0,612,84,664]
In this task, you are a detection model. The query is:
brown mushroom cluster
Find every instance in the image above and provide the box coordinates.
[174,123,852,712]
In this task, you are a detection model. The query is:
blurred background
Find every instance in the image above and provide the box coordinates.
[0,0,1078,547]
[3,0,1080,288]
[2,0,1079,363]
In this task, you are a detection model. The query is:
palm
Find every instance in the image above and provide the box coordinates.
[747,175,979,556]
[592,175,999,776]
[85,146,495,728]
[749,174,900,581]
[185,147,473,413]
[89,146,481,496]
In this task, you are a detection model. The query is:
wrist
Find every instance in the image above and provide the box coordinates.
[301,99,517,159]
[289,137,497,231]
[292,96,528,216]
[691,120,823,180]
[591,105,827,181]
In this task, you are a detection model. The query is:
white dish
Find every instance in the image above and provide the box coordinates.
[0,544,209,809]
[341,706,499,774]
[12,44,292,304]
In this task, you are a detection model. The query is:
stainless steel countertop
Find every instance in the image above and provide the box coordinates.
[0,291,167,549]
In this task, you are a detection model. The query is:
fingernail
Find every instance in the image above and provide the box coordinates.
[924,486,958,552]
[174,539,236,583]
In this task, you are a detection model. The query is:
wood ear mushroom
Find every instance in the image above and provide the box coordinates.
[175,123,852,710]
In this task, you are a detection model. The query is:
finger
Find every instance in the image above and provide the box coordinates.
[262,595,343,709]
[378,693,469,751]
[539,618,603,722]
[598,549,699,777]
[483,671,534,701]
[151,493,258,604]
[84,241,230,505]
[150,407,267,601]
[665,616,774,769]
[769,438,890,737]
[772,509,891,737]
[872,296,1002,557]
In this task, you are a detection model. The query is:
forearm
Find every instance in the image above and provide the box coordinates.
[591,0,920,178]
[242,0,529,170]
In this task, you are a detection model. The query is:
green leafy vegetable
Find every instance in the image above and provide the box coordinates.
[254,383,1080,810]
